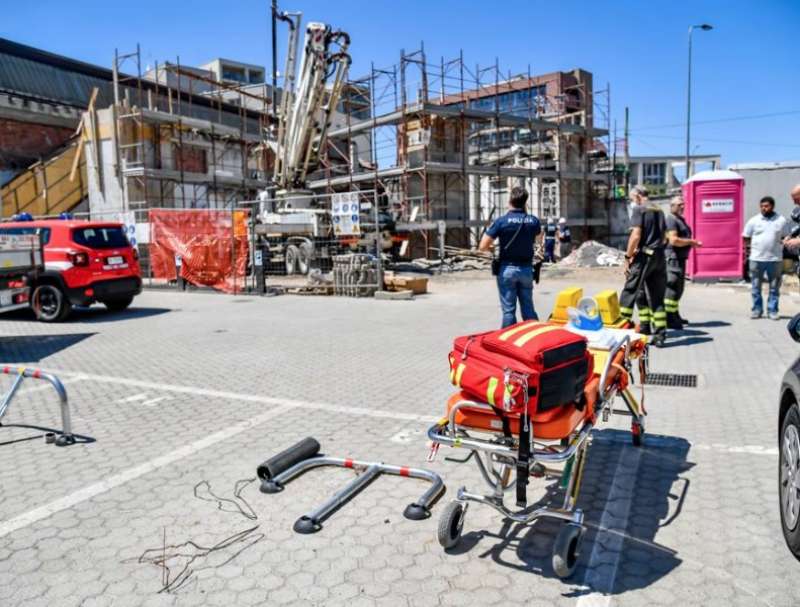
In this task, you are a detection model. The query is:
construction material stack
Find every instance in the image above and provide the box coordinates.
[332,254,379,297]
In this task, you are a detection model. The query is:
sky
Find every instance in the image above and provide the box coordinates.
[3,0,799,167]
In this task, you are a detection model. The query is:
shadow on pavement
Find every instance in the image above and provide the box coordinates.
[661,336,713,349]
[445,429,692,594]
[1,306,172,324]
[662,327,713,349]
[67,306,173,323]
[0,333,95,362]
[685,320,731,329]
[0,423,95,447]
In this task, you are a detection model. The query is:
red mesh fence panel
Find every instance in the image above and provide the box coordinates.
[149,209,249,294]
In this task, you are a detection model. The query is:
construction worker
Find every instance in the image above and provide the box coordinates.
[620,185,668,347]
[544,217,557,263]
[479,186,543,328]
[557,218,572,259]
[664,196,703,329]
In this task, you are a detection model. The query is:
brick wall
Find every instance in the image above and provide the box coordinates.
[0,118,73,172]
[173,144,208,174]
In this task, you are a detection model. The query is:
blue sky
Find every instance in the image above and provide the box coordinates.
[3,0,798,166]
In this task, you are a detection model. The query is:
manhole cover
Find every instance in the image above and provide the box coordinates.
[645,373,698,388]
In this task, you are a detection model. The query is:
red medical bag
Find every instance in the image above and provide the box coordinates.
[449,321,592,414]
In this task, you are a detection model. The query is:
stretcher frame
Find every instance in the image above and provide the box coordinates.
[427,335,646,578]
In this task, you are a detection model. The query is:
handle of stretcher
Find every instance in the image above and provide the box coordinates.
[598,335,631,400]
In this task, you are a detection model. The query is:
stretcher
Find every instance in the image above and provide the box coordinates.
[428,333,647,579]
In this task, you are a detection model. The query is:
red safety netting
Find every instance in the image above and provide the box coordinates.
[149,209,249,294]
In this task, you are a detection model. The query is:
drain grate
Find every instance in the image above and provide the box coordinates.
[644,373,698,388]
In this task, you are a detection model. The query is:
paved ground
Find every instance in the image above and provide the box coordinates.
[0,269,798,606]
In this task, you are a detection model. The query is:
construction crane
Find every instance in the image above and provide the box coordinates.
[271,11,351,198]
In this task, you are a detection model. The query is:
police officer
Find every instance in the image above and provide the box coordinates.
[544,217,557,262]
[665,196,702,329]
[620,185,669,347]
[479,186,543,328]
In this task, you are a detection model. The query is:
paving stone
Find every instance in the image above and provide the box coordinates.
[0,278,799,606]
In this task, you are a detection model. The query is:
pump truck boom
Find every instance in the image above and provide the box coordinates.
[254,9,394,277]
[272,15,351,196]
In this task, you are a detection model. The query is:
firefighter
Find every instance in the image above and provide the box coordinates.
[665,195,702,329]
[544,217,557,263]
[620,186,668,347]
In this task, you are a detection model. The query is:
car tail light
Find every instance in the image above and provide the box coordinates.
[68,251,89,266]
[13,292,29,304]
[7,279,25,288]
[84,288,94,297]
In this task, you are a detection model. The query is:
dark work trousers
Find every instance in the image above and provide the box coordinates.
[544,238,556,263]
[665,256,687,316]
[620,250,667,334]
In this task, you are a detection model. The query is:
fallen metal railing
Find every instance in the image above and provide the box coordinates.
[0,366,75,446]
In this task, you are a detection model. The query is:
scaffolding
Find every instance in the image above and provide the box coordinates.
[104,47,273,214]
[88,42,612,262]
[306,46,612,256]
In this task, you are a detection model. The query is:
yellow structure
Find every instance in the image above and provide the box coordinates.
[550,286,583,322]
[1,142,87,218]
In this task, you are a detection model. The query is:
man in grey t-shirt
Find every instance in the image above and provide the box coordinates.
[743,196,790,320]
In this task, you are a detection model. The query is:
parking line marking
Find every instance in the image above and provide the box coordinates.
[44,369,438,424]
[576,443,642,607]
[0,406,285,539]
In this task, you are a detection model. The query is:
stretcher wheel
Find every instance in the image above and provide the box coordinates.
[437,501,465,550]
[632,421,644,447]
[552,523,584,579]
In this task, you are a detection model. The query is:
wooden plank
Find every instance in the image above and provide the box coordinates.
[69,87,98,183]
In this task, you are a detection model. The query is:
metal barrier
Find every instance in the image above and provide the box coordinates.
[258,437,445,533]
[0,366,75,446]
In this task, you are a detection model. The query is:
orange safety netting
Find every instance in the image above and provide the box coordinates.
[149,209,249,294]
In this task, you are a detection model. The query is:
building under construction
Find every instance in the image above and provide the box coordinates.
[0,34,613,263]
[305,50,611,255]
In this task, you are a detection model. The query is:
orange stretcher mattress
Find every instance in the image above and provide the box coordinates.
[446,347,629,440]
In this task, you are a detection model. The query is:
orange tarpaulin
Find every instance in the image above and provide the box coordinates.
[149,209,249,294]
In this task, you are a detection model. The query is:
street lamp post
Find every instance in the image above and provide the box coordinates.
[685,23,713,181]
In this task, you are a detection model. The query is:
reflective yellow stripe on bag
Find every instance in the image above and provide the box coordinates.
[454,363,466,387]
[513,325,561,347]
[486,377,498,406]
[497,321,542,341]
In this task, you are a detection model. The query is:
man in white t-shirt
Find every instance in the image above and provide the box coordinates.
[743,196,790,320]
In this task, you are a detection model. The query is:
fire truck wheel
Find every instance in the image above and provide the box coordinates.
[32,284,70,323]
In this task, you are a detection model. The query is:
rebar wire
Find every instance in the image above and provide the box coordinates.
[193,477,258,521]
[138,525,265,593]
[132,477,263,593]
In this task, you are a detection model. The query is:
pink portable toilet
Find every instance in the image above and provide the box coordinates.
[682,169,745,280]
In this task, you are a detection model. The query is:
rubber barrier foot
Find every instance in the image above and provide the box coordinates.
[55,434,75,447]
[403,503,430,521]
[293,516,321,534]
[260,480,283,494]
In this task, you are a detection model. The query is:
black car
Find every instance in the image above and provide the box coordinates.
[780,314,800,558]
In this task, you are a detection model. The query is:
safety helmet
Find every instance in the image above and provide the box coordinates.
[558,218,566,224]
[547,217,554,224]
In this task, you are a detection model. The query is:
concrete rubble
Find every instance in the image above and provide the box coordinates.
[559,240,626,268]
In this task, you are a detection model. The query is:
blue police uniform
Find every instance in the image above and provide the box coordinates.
[486,209,542,327]
[544,222,557,262]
